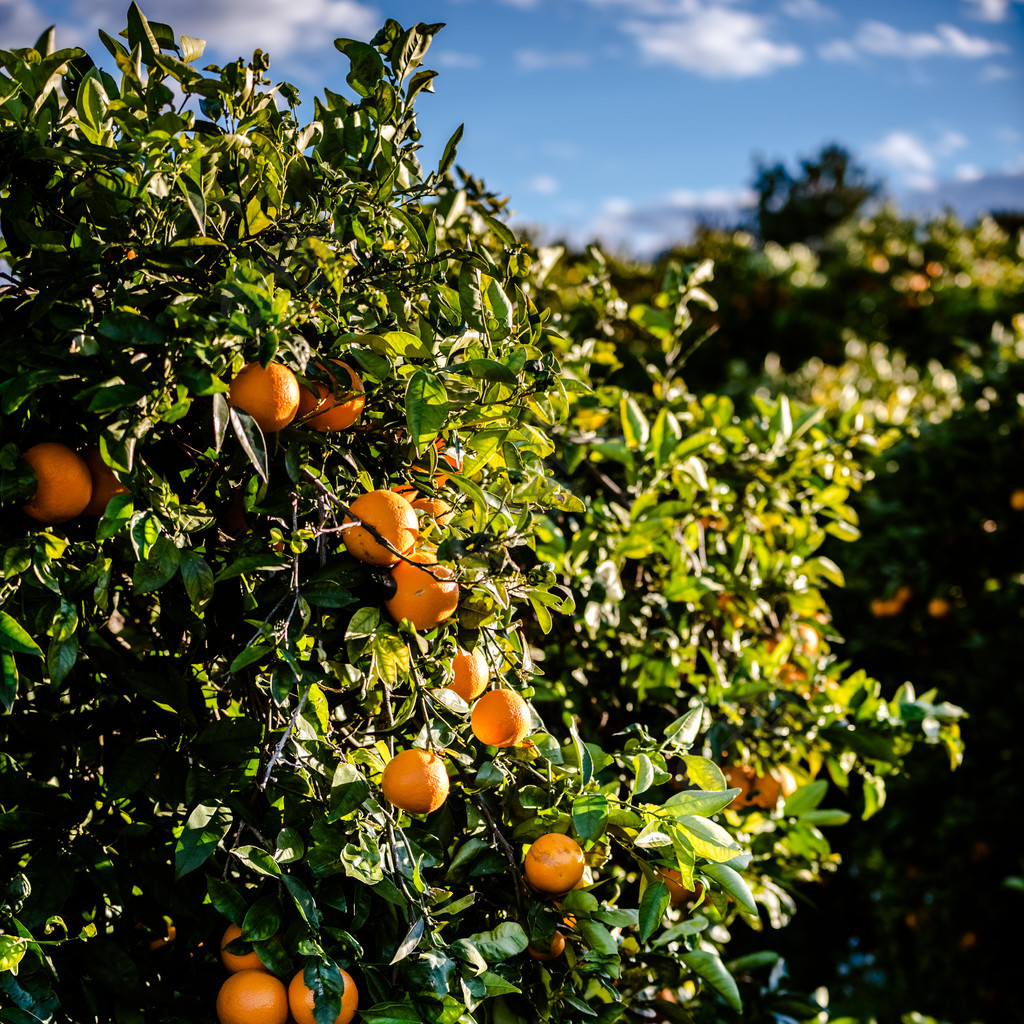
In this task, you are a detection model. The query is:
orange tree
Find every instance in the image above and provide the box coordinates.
[0,10,961,1024]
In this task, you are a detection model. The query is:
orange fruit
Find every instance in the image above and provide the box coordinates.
[448,647,489,702]
[288,968,358,1024]
[385,553,459,630]
[342,490,418,567]
[524,833,585,895]
[20,442,93,523]
[527,932,565,961]
[656,867,704,908]
[228,361,300,433]
[725,765,780,809]
[82,447,129,516]
[794,622,820,658]
[216,969,289,1024]
[220,923,280,973]
[1011,489,1024,511]
[928,597,951,618]
[296,360,365,432]
[411,496,454,528]
[471,689,530,748]
[147,922,176,951]
[381,748,449,814]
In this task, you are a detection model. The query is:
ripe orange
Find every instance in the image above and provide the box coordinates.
[471,689,531,748]
[524,833,585,895]
[288,968,358,1024]
[656,867,704,908]
[82,447,129,516]
[384,553,459,630]
[448,647,489,702]
[228,361,300,433]
[1011,489,1024,511]
[147,922,176,951]
[220,923,280,973]
[928,597,951,618]
[725,765,781,809]
[342,490,418,567]
[20,442,93,523]
[296,360,365,432]
[794,622,820,658]
[381,748,449,814]
[527,932,565,961]
[411,496,454,528]
[216,969,289,1024]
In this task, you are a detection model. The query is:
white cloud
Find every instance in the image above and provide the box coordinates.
[818,38,859,61]
[434,50,482,69]
[980,64,1014,80]
[528,174,559,195]
[0,0,61,48]
[66,0,381,59]
[869,130,936,189]
[585,185,755,255]
[781,0,835,19]
[622,4,803,78]
[515,48,591,71]
[936,130,969,156]
[854,20,1008,59]
[955,163,984,181]
[962,0,1023,21]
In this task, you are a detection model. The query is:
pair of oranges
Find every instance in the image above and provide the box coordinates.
[379,685,534,816]
[19,443,129,524]
[227,358,365,435]
[217,923,357,1024]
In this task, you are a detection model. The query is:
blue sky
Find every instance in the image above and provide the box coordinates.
[8,0,1024,251]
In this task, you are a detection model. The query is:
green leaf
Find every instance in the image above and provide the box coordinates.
[572,793,608,843]
[230,407,269,483]
[233,845,281,877]
[680,755,726,791]
[328,762,370,821]
[132,536,181,594]
[457,922,528,962]
[1,651,18,712]
[638,879,671,943]
[681,949,742,1012]
[701,862,757,916]
[0,933,27,973]
[175,803,232,878]
[620,395,650,449]
[438,122,463,176]
[242,896,281,940]
[405,369,449,456]
[207,876,247,924]
[281,876,318,929]
[181,553,215,612]
[0,612,42,657]
[334,38,384,97]
[672,816,742,862]
[577,919,618,955]
[662,789,740,817]
[782,780,828,817]
[390,917,425,964]
[107,738,163,798]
